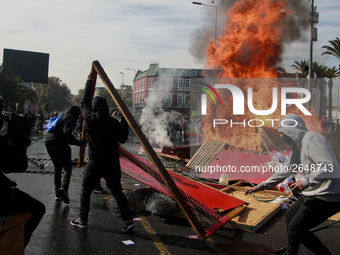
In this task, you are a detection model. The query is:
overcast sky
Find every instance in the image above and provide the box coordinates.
[1,0,339,95]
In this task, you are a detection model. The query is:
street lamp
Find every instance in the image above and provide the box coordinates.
[125,68,137,75]
[192,1,217,45]
[192,1,217,75]
[119,72,124,86]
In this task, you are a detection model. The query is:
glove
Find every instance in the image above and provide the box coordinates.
[78,140,87,147]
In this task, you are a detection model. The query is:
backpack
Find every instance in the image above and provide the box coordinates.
[46,116,62,133]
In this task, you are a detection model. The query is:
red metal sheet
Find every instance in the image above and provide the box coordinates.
[120,157,246,212]
[199,150,291,184]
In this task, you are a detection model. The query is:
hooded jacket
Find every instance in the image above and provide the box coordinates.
[81,80,128,160]
[45,106,80,146]
[257,113,340,202]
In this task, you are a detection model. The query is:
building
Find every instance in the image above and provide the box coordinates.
[132,63,210,116]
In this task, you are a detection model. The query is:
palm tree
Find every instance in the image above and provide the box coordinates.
[324,66,340,119]
[291,60,309,77]
[321,37,340,64]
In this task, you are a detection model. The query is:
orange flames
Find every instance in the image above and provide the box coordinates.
[200,0,320,151]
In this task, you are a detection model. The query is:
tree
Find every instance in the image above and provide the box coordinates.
[70,88,84,106]
[324,66,340,120]
[291,60,309,77]
[0,66,36,111]
[321,37,340,63]
[33,76,73,112]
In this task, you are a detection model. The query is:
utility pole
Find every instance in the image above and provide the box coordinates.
[308,0,319,110]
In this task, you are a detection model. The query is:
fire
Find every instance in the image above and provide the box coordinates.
[200,0,320,151]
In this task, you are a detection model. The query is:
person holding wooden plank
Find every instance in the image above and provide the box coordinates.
[70,74,134,232]
[245,113,340,255]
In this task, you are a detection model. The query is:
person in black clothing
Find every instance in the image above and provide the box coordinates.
[70,75,134,232]
[45,105,85,204]
[0,96,46,248]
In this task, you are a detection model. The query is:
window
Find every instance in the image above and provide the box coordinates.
[178,79,184,90]
[149,78,153,89]
[166,94,172,104]
[177,94,183,105]
[185,79,190,89]
[142,94,144,103]
[142,80,145,90]
[184,94,189,105]
[139,94,141,103]
[161,78,166,87]
[167,78,173,89]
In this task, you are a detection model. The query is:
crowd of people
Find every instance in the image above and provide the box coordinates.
[167,115,202,142]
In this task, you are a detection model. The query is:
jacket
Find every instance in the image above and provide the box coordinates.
[257,113,340,202]
[81,80,128,160]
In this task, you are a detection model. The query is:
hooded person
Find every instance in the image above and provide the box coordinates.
[70,74,134,232]
[246,113,340,255]
[45,105,85,204]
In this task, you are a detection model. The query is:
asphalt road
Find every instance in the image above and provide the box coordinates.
[5,130,340,255]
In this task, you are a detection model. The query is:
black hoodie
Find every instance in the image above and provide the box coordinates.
[81,80,128,160]
[45,105,80,146]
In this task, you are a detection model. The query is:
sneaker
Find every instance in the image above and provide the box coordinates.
[122,222,135,232]
[59,188,70,204]
[55,190,62,201]
[93,186,108,194]
[70,218,88,229]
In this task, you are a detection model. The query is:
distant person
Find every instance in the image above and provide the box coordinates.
[30,112,36,131]
[71,74,134,232]
[245,114,340,255]
[0,95,46,248]
[320,115,330,132]
[45,105,85,204]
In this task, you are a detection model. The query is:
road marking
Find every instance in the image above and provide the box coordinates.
[136,212,171,255]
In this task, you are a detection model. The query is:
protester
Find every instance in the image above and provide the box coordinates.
[320,115,330,132]
[70,74,134,232]
[245,113,340,255]
[0,95,46,247]
[45,105,85,204]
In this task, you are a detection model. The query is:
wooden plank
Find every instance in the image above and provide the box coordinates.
[78,65,97,167]
[92,61,206,238]
[221,184,289,232]
[156,152,189,163]
[0,212,31,255]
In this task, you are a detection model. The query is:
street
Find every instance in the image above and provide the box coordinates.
[5,130,340,255]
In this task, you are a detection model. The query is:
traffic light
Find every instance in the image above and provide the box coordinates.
[45,102,49,111]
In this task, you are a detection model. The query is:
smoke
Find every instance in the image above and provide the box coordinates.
[139,73,180,148]
[188,0,310,63]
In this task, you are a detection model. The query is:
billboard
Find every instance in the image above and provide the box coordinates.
[3,48,49,83]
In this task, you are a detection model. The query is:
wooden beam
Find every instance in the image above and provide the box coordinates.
[92,61,206,237]
[78,65,98,167]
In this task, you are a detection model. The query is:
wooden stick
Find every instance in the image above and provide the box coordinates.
[92,60,206,238]
[78,65,97,167]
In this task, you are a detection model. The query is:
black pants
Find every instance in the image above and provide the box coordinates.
[0,188,46,247]
[45,142,73,193]
[285,195,340,255]
[79,157,132,223]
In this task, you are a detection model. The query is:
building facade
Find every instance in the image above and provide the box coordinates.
[132,63,208,116]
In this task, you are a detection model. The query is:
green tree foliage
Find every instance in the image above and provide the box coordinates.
[322,37,340,61]
[33,76,73,112]
[0,67,36,111]
[291,60,309,77]
[70,88,84,106]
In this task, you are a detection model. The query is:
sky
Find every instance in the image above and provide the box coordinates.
[1,0,340,96]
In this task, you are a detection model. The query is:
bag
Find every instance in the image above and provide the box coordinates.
[46,116,61,133]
